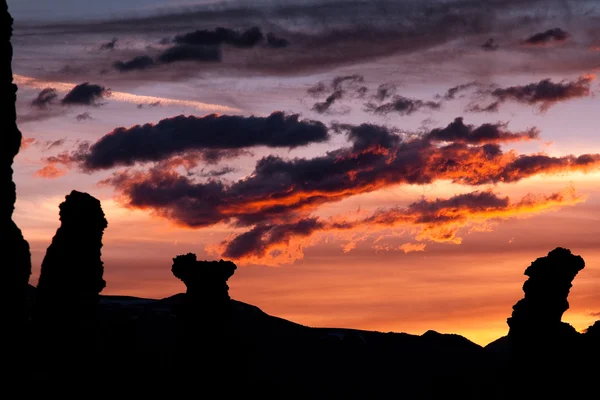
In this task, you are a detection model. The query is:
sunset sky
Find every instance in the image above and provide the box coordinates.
[8,0,600,345]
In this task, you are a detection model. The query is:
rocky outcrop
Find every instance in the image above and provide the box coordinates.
[35,191,108,322]
[171,254,237,313]
[0,1,32,325]
[507,247,584,345]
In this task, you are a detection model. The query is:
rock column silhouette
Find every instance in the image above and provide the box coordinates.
[34,190,107,387]
[36,190,108,322]
[507,247,584,348]
[0,0,32,327]
[505,247,586,398]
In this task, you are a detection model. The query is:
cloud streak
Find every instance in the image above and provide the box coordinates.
[14,75,240,113]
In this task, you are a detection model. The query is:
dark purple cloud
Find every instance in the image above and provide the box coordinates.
[440,82,480,101]
[469,75,594,112]
[223,218,325,259]
[61,83,110,106]
[364,96,441,116]
[426,117,539,144]
[372,83,397,102]
[114,55,155,72]
[157,44,222,64]
[64,111,328,170]
[308,75,366,114]
[522,28,570,46]
[31,88,58,109]
[173,27,264,48]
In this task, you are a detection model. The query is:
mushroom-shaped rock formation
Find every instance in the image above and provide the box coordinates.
[36,191,108,322]
[171,254,238,369]
[172,253,237,309]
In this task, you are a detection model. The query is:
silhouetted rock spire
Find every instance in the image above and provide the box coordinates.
[507,247,584,349]
[0,0,32,326]
[36,190,108,322]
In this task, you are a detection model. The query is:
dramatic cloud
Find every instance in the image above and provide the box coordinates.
[61,82,111,106]
[213,187,583,265]
[482,38,499,51]
[31,88,58,109]
[522,28,570,46]
[364,96,441,116]
[470,75,595,112]
[62,111,328,170]
[114,56,155,72]
[101,119,600,233]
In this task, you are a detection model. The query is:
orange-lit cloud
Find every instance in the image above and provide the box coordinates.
[102,127,600,231]
[210,187,584,265]
[21,137,36,150]
[35,164,67,179]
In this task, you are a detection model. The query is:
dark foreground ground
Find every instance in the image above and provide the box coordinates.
[9,288,596,399]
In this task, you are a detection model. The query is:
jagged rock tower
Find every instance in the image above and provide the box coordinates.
[0,1,32,325]
[507,247,584,351]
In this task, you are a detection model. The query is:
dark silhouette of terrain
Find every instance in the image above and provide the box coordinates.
[2,2,598,398]
[0,0,31,330]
